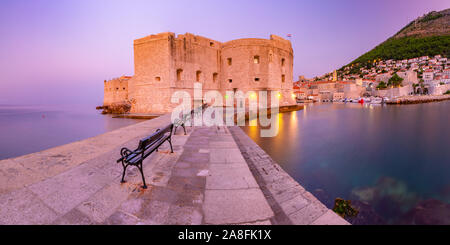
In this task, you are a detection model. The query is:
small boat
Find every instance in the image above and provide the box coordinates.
[371,97,383,104]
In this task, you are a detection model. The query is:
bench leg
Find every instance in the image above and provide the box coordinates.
[182,124,186,135]
[137,163,147,189]
[121,163,128,183]
[173,126,177,135]
[168,138,174,153]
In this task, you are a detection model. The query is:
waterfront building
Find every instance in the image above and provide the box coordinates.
[423,69,435,82]
[397,70,418,85]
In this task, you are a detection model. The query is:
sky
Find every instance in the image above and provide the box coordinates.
[0,0,449,106]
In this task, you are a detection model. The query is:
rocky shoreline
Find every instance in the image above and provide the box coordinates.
[387,95,450,104]
[96,103,131,114]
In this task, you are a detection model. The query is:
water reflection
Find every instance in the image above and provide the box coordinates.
[241,101,450,224]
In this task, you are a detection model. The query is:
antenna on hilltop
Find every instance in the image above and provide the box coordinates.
[286,34,292,41]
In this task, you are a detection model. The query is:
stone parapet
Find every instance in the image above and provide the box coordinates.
[228,126,350,225]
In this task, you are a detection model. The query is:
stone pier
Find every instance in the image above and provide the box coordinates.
[0,113,347,225]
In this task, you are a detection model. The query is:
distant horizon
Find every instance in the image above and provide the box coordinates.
[0,0,449,105]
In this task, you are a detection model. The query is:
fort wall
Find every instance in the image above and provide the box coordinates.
[104,32,296,113]
[103,76,131,106]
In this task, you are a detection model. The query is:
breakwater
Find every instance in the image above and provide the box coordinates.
[387,94,450,104]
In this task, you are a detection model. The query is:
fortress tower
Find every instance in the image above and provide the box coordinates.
[103,32,296,113]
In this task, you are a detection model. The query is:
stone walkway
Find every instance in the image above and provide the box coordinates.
[0,113,347,225]
[0,118,273,224]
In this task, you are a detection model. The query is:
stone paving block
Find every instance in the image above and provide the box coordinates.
[206,164,258,190]
[266,176,303,196]
[288,201,329,225]
[28,163,111,215]
[279,192,310,215]
[179,152,210,164]
[241,219,272,225]
[209,141,237,148]
[209,135,234,142]
[172,168,200,178]
[210,148,246,163]
[272,185,306,204]
[77,182,131,223]
[167,205,203,225]
[171,135,189,146]
[167,176,206,193]
[203,189,274,224]
[311,210,350,225]
[137,200,171,225]
[0,161,44,194]
[11,152,73,180]
[198,149,210,153]
[52,208,97,225]
[0,188,58,225]
[103,210,140,225]
[118,198,144,216]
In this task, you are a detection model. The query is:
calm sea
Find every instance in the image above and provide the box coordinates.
[241,101,450,225]
[0,104,146,160]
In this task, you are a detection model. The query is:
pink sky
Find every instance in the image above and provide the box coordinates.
[0,0,448,105]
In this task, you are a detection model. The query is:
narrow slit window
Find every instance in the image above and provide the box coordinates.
[281,74,285,83]
[281,58,285,66]
[196,71,202,82]
[177,69,183,81]
[254,77,260,82]
[227,58,232,66]
[213,73,218,83]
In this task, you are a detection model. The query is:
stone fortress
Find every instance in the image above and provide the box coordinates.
[103,32,296,114]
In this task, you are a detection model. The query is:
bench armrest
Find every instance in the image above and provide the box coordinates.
[117,147,142,163]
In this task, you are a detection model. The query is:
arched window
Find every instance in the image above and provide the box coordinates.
[281,58,285,66]
[213,73,218,83]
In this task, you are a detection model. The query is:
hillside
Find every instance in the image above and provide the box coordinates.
[347,9,450,67]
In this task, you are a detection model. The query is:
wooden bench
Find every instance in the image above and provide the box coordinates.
[173,105,205,135]
[116,123,174,189]
[173,111,192,135]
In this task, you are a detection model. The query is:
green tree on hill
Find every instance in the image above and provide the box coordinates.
[387,73,404,87]
[377,81,388,89]
[349,35,450,66]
